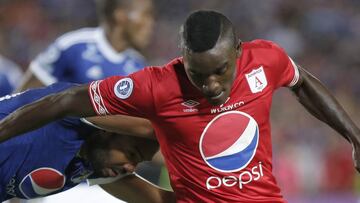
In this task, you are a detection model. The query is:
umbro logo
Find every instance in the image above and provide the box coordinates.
[182,100,200,108]
[182,100,199,112]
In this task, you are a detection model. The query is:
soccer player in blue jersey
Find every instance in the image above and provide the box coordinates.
[0,83,173,203]
[17,0,154,90]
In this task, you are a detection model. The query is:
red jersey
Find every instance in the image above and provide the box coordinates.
[88,40,299,202]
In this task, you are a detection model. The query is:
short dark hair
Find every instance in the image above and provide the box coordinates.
[95,0,130,23]
[181,10,236,52]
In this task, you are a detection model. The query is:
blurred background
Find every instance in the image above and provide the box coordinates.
[0,0,360,202]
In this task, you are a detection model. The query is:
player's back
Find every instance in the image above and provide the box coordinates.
[30,27,146,85]
[0,83,96,201]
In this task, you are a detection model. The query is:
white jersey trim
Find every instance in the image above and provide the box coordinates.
[287,57,300,87]
[55,27,143,64]
[56,27,99,50]
[95,28,126,63]
[29,61,57,85]
[89,80,109,116]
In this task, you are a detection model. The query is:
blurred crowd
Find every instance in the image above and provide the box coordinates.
[1,0,360,201]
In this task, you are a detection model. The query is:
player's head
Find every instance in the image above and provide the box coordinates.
[95,0,154,51]
[180,10,241,106]
[83,130,158,178]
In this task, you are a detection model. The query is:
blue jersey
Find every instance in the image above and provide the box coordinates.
[0,83,98,201]
[0,55,23,96]
[29,27,146,85]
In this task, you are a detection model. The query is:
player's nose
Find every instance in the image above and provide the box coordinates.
[202,76,221,96]
[123,163,136,173]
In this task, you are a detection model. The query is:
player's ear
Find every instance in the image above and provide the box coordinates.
[235,39,242,57]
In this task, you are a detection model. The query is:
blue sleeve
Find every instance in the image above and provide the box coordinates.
[133,59,147,72]
[0,82,78,114]
[30,42,70,85]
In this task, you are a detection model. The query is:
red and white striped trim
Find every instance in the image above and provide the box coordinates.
[288,57,300,87]
[89,80,109,116]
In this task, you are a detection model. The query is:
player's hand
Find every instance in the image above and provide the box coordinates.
[352,141,360,172]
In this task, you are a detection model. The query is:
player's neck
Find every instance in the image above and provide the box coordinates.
[103,24,129,53]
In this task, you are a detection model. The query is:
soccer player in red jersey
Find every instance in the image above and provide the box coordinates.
[1,10,360,202]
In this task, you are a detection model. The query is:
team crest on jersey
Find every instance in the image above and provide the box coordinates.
[114,78,133,99]
[199,111,259,172]
[245,66,267,93]
[19,167,65,199]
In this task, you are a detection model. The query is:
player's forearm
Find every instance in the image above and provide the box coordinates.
[85,115,155,139]
[0,85,95,142]
[292,67,360,143]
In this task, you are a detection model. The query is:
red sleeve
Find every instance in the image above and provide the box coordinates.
[269,42,300,88]
[88,68,155,119]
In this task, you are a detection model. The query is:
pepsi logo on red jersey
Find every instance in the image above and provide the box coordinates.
[199,111,265,190]
[199,111,259,172]
[19,167,65,199]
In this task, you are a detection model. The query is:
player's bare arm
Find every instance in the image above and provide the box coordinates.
[291,65,360,171]
[100,174,175,203]
[85,115,155,139]
[0,84,94,143]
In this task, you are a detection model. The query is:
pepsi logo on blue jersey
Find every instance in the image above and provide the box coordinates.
[19,168,66,199]
[0,83,98,201]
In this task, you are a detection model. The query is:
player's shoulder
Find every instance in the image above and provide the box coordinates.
[142,58,182,80]
[242,39,284,52]
[54,27,100,50]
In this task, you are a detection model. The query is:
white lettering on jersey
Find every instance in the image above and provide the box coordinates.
[245,66,267,93]
[6,176,16,197]
[206,161,264,190]
[210,101,245,114]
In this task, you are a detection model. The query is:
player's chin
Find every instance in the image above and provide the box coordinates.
[206,92,228,106]
[99,168,120,178]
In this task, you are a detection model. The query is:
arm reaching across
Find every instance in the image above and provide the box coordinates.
[291,65,360,171]
[85,115,155,139]
[0,70,156,143]
[0,84,95,142]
